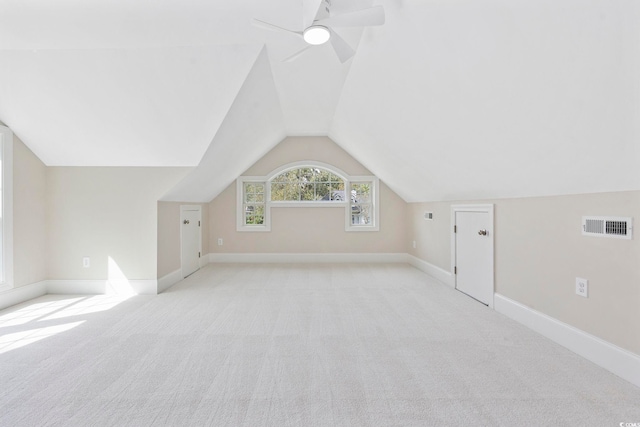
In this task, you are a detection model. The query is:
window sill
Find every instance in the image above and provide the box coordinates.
[346,225,379,232]
[270,201,347,208]
[236,225,271,232]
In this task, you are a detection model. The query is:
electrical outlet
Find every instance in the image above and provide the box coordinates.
[83,257,90,268]
[576,277,588,298]
[412,240,416,249]
[217,238,223,246]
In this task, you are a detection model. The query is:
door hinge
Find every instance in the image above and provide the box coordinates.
[454,225,457,233]
[454,266,457,275]
[198,221,201,227]
[198,252,201,258]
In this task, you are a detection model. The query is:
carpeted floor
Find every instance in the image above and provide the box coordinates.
[0,263,639,426]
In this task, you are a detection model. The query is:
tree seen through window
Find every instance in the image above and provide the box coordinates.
[271,167,345,202]
[243,182,265,225]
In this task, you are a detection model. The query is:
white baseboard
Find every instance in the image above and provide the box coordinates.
[47,280,108,295]
[208,252,409,264]
[494,293,640,388]
[407,255,454,287]
[199,255,210,269]
[47,279,158,295]
[0,281,47,311]
[0,277,161,311]
[158,269,183,293]
[124,280,157,295]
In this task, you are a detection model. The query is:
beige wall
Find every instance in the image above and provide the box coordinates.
[157,201,209,278]
[47,167,190,281]
[407,191,640,355]
[209,136,407,254]
[12,135,47,288]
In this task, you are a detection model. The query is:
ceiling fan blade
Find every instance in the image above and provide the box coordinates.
[315,6,385,28]
[329,30,355,63]
[282,45,314,62]
[303,0,324,29]
[252,18,302,37]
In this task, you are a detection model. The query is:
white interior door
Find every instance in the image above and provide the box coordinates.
[454,207,494,306]
[181,206,201,278]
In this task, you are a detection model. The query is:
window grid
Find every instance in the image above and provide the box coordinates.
[236,164,378,232]
[350,182,373,226]
[243,182,265,225]
[271,168,346,202]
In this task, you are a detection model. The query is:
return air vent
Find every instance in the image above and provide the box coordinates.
[582,216,633,240]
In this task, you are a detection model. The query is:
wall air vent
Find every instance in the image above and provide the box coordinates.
[582,216,633,240]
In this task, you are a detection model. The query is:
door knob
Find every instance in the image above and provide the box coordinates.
[478,229,487,236]
[183,220,190,225]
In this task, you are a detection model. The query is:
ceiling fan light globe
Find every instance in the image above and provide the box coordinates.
[303,26,331,45]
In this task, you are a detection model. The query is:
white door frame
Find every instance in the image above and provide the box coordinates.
[451,204,495,308]
[180,205,202,278]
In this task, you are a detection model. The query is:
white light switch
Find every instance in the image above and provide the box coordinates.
[83,257,90,268]
[217,238,223,246]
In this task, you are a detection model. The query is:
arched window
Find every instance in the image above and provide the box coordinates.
[270,167,345,202]
[237,162,378,232]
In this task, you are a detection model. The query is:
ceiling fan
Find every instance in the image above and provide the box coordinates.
[253,0,385,63]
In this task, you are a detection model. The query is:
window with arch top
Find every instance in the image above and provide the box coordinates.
[270,166,345,202]
[236,162,379,232]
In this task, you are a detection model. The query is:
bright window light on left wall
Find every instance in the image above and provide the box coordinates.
[0,125,13,291]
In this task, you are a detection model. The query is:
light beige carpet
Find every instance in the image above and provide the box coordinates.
[0,263,639,426]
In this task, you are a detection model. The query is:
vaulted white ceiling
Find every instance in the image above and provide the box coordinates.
[0,0,638,202]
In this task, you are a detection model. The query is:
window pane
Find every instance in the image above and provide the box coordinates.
[331,191,344,201]
[271,182,299,201]
[301,183,314,201]
[254,205,265,225]
[244,204,265,225]
[351,183,371,203]
[312,169,331,183]
[351,182,373,226]
[359,204,372,224]
[315,182,331,200]
[351,204,372,225]
[244,181,265,203]
[271,183,286,201]
[268,168,349,203]
[298,168,314,182]
[244,205,254,225]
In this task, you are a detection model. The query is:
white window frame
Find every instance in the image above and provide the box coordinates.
[236,161,379,232]
[268,161,349,208]
[236,178,270,232]
[0,125,14,291]
[347,177,380,232]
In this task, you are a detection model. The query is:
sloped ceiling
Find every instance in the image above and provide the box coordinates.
[330,0,640,202]
[161,47,286,202]
[0,45,262,166]
[0,0,638,202]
